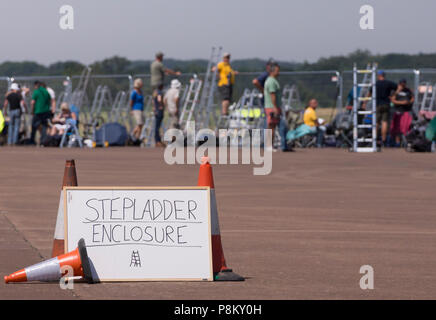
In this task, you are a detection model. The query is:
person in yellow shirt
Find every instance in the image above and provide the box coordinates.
[286,99,325,148]
[303,100,319,127]
[213,53,238,115]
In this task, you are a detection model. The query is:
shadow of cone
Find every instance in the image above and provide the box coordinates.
[52,159,78,257]
[5,238,93,284]
[198,156,244,281]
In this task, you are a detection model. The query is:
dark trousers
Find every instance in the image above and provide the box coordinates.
[31,112,51,144]
[154,109,164,143]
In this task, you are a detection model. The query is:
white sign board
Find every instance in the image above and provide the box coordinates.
[64,187,212,282]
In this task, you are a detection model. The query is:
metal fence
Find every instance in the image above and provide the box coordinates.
[342,68,436,114]
[132,70,343,122]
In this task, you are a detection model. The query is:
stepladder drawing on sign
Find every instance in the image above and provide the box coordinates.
[130,250,141,267]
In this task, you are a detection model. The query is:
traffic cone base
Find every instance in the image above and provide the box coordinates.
[214,269,244,281]
[78,238,93,283]
[5,238,93,284]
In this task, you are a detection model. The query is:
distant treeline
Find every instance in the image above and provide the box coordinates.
[1,50,435,77]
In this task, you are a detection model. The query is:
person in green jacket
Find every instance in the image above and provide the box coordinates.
[30,81,52,145]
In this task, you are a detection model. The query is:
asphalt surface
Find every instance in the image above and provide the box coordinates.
[0,147,435,299]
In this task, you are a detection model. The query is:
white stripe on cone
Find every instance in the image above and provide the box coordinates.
[53,191,64,240]
[25,257,61,282]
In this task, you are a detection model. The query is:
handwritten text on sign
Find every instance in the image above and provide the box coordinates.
[64,188,212,281]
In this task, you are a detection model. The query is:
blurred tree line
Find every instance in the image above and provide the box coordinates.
[2,50,435,111]
[1,50,435,77]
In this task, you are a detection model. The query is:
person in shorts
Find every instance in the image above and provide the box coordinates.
[164,79,181,129]
[264,64,281,149]
[213,53,238,115]
[390,79,414,146]
[365,71,397,146]
[130,78,145,141]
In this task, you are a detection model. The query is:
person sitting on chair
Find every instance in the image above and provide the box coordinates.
[286,99,324,147]
[50,103,76,136]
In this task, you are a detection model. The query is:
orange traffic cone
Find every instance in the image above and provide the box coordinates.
[52,160,78,257]
[198,157,244,281]
[5,238,93,284]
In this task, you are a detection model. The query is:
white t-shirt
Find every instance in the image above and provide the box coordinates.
[164,88,180,114]
[47,87,56,100]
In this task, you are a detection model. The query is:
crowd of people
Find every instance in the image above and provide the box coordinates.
[211,56,421,151]
[1,80,79,146]
[363,71,415,148]
[214,53,324,152]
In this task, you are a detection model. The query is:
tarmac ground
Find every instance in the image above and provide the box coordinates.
[0,147,435,299]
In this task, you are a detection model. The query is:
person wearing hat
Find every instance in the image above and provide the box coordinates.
[364,70,398,147]
[164,79,182,129]
[150,52,181,147]
[390,78,414,147]
[3,83,27,145]
[150,51,181,92]
[130,78,145,141]
[213,52,239,116]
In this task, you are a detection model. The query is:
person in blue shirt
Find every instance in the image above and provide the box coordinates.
[130,78,145,141]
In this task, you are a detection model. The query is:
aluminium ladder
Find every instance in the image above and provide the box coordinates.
[353,63,377,152]
[419,82,436,112]
[197,46,222,129]
[70,67,91,111]
[178,76,203,130]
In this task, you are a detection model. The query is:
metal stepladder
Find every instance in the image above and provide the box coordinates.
[178,76,203,131]
[353,63,378,152]
[78,84,112,146]
[198,46,222,129]
[417,82,436,113]
[70,67,91,112]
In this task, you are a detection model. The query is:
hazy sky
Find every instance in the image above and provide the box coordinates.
[0,0,435,65]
